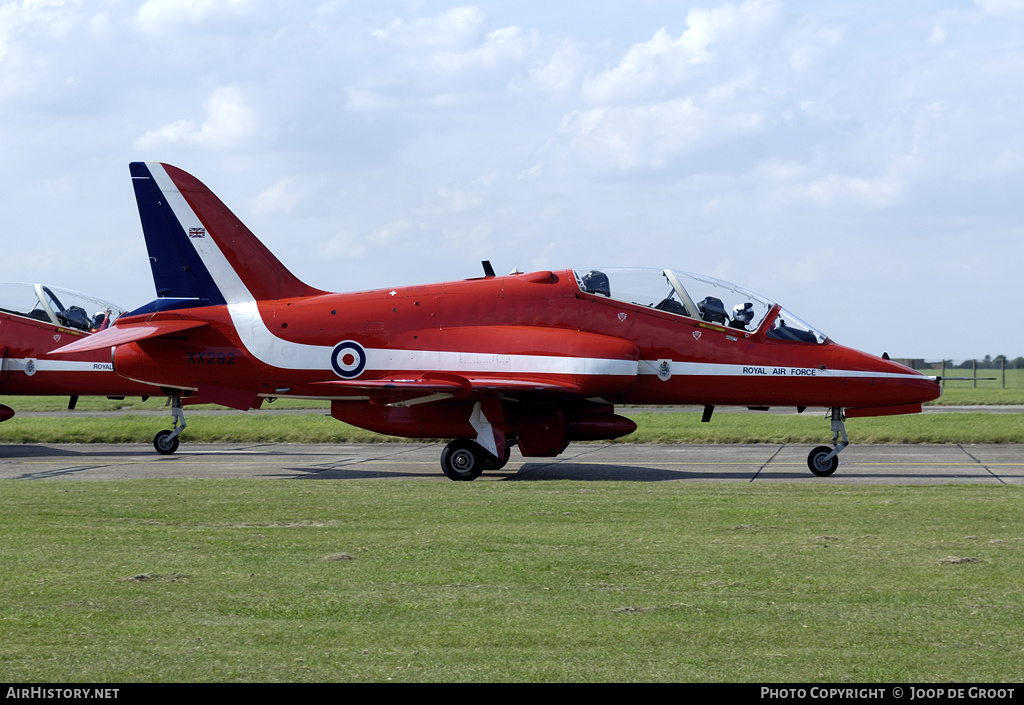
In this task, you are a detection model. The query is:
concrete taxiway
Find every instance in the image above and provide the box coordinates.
[1,442,1022,484]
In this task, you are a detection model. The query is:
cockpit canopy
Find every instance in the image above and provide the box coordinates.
[0,283,125,332]
[573,268,828,344]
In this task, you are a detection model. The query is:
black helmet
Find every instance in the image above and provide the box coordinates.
[698,296,727,324]
[582,270,610,297]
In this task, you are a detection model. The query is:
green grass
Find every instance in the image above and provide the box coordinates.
[931,388,1024,405]
[1,480,1023,682]
[5,385,1024,413]
[0,395,329,413]
[1,410,1021,445]
[625,411,1024,445]
[0,413,388,444]
[927,366,1024,391]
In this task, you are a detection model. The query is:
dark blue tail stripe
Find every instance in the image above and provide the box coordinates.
[129,162,226,307]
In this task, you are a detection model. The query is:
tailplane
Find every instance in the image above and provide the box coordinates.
[129,162,325,306]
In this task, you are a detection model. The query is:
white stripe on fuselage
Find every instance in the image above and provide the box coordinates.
[6,359,115,373]
[638,360,927,381]
[228,300,638,376]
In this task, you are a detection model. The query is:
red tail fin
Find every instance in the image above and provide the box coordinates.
[131,162,326,304]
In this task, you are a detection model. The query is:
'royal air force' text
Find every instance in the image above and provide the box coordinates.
[743,367,820,376]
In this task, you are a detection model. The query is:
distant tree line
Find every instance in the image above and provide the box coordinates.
[946,355,1024,369]
[901,356,1024,370]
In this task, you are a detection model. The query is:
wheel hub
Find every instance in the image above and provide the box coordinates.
[452,450,474,472]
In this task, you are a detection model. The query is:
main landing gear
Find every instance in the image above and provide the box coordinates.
[439,439,511,481]
[806,407,849,477]
[153,395,187,455]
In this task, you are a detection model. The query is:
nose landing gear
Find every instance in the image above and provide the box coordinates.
[807,407,848,477]
[153,395,187,455]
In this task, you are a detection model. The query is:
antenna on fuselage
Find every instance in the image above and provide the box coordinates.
[482,261,496,278]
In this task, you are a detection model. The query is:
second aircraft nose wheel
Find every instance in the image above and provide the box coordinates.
[807,445,838,476]
[152,394,187,455]
[154,429,180,455]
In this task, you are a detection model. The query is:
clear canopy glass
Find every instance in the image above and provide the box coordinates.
[573,268,827,344]
[0,283,125,332]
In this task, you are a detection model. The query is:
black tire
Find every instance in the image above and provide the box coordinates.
[154,429,180,455]
[440,439,484,481]
[482,445,512,470]
[807,445,838,476]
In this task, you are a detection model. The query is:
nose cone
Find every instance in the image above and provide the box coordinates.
[833,345,942,410]
[888,361,943,405]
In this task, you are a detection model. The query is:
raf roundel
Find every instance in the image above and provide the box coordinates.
[331,340,367,379]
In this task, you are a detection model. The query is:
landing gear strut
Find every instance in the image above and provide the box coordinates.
[807,407,848,476]
[154,395,187,455]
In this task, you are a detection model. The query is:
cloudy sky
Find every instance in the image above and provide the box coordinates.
[2,0,1022,360]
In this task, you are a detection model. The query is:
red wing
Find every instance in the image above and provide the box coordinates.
[50,320,209,355]
[313,375,582,405]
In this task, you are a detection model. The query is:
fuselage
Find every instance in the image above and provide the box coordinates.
[109,267,940,416]
[43,161,944,474]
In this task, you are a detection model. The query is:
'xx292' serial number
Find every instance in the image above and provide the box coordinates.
[187,351,237,365]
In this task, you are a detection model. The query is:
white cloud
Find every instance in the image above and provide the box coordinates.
[366,219,421,249]
[372,6,487,50]
[429,25,528,74]
[527,39,585,97]
[135,0,252,33]
[561,99,763,172]
[782,19,844,72]
[344,88,392,113]
[365,5,533,96]
[582,0,781,104]
[973,0,1024,14]
[0,0,73,68]
[421,185,484,216]
[781,171,906,208]
[324,229,368,260]
[251,177,298,215]
[518,163,543,180]
[134,86,257,150]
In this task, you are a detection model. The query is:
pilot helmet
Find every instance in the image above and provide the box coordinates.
[582,270,610,297]
[698,296,727,324]
[732,302,754,324]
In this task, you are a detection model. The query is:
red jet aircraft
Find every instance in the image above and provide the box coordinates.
[1,283,158,421]
[55,162,941,479]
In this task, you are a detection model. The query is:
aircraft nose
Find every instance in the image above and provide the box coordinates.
[834,346,942,410]
[904,367,943,404]
[875,355,942,405]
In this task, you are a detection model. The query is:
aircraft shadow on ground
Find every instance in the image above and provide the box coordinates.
[509,462,766,481]
[0,444,87,459]
[288,463,799,482]
[0,444,349,460]
[276,462,725,481]
[284,467,440,480]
